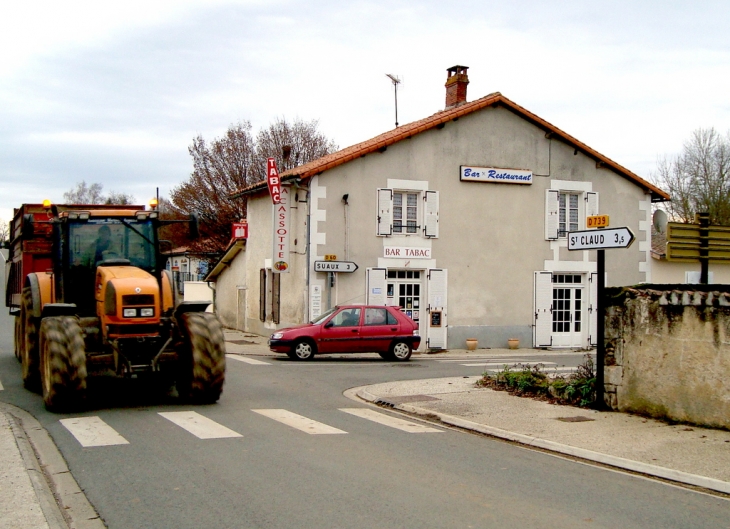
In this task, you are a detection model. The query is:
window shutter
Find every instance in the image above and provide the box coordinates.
[366,268,387,305]
[588,272,597,346]
[272,271,281,324]
[376,188,393,236]
[423,190,439,238]
[259,268,266,322]
[545,190,559,240]
[427,268,448,349]
[586,192,599,218]
[534,271,552,347]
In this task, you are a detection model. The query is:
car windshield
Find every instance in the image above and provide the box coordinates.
[311,307,337,325]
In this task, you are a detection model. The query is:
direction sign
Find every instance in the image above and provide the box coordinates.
[314,260,359,273]
[567,227,635,251]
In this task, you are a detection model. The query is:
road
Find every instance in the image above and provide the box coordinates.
[1,265,728,528]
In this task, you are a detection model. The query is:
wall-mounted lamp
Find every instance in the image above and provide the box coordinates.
[342,193,349,205]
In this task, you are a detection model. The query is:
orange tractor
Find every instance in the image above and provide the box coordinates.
[5,202,226,411]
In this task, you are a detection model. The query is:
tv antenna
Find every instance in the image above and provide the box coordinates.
[385,73,401,128]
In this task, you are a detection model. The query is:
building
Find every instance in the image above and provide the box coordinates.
[214,65,670,350]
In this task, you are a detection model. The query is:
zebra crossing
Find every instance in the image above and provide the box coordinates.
[59,407,443,447]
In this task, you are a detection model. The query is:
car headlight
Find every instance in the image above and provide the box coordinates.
[140,308,154,317]
[413,330,419,336]
[271,332,284,340]
[123,308,137,318]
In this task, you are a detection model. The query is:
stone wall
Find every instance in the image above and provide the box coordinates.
[604,285,730,429]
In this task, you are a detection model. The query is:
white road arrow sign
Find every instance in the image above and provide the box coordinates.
[314,261,359,273]
[567,227,635,251]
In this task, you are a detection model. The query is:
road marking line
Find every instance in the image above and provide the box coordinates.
[252,409,347,435]
[60,417,130,447]
[226,354,271,365]
[158,411,242,439]
[339,408,442,433]
[462,362,558,367]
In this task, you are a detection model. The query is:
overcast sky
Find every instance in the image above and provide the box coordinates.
[2,0,729,223]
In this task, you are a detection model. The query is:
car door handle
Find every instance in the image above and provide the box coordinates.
[351,329,358,333]
[390,328,397,331]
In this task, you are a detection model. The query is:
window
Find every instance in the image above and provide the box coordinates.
[364,308,397,325]
[331,308,361,327]
[393,192,419,233]
[545,189,598,240]
[377,188,439,238]
[558,193,579,238]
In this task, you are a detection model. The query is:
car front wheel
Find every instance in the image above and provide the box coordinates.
[292,340,316,360]
[390,340,412,361]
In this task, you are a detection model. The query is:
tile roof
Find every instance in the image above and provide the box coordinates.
[231,92,670,202]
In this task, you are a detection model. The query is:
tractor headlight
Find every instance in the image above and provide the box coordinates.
[140,308,154,317]
[123,308,137,318]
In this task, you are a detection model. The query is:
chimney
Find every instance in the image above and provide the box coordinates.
[445,65,469,109]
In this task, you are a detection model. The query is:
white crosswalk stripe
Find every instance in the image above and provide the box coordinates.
[226,354,271,365]
[252,409,347,435]
[158,411,242,439]
[339,408,442,433]
[60,417,130,447]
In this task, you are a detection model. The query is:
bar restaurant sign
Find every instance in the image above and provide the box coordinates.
[460,165,533,185]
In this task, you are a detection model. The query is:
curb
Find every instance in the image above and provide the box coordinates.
[1,403,106,529]
[353,388,730,496]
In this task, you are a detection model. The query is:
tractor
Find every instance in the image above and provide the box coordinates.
[5,202,225,411]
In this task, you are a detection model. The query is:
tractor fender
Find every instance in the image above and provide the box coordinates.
[174,301,213,322]
[24,273,54,318]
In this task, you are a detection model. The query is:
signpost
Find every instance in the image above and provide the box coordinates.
[314,261,359,273]
[665,213,730,283]
[567,225,635,410]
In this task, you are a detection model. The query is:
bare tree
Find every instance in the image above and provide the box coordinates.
[654,128,730,224]
[0,218,9,247]
[169,118,338,254]
[63,181,136,205]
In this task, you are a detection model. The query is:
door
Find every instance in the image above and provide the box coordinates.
[318,307,363,353]
[550,273,585,348]
[362,307,400,352]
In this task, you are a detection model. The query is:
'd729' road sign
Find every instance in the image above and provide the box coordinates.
[567,227,635,251]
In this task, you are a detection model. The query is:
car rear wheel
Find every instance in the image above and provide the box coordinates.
[292,339,316,360]
[390,340,412,361]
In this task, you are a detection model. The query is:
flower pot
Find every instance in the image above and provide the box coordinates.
[465,339,478,351]
[507,338,519,350]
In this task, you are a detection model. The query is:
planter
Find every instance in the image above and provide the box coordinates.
[507,338,519,350]
[465,338,478,351]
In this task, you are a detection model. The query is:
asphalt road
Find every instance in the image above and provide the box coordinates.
[1,268,729,528]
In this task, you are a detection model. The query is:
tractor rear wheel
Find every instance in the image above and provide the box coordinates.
[39,316,87,412]
[21,287,40,391]
[14,316,22,362]
[177,313,226,404]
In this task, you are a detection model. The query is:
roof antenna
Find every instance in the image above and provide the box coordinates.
[385,74,401,128]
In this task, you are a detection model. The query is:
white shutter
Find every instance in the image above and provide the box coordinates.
[423,190,439,238]
[427,268,448,349]
[376,188,393,236]
[545,190,559,240]
[588,272,598,346]
[534,271,552,347]
[586,192,599,218]
[366,268,387,305]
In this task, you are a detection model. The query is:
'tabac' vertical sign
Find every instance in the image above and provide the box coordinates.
[272,186,290,273]
[267,158,281,205]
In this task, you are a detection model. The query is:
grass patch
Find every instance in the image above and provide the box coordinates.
[476,355,596,407]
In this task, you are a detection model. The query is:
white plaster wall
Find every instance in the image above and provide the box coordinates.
[213,250,248,329]
[651,258,730,284]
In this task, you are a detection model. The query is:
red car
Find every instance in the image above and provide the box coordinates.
[268,305,421,361]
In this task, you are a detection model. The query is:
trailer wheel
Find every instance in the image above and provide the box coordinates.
[177,313,226,404]
[14,316,22,362]
[39,316,87,412]
[21,287,40,391]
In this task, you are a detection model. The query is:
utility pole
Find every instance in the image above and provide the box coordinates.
[386,74,401,128]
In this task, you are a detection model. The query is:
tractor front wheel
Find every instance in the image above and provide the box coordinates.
[177,313,226,404]
[39,316,88,412]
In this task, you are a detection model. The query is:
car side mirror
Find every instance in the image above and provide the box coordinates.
[324,321,333,329]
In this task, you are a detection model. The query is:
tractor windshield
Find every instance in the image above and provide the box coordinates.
[69,219,156,272]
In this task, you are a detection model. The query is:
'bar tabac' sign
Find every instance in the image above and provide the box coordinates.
[460,165,533,185]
